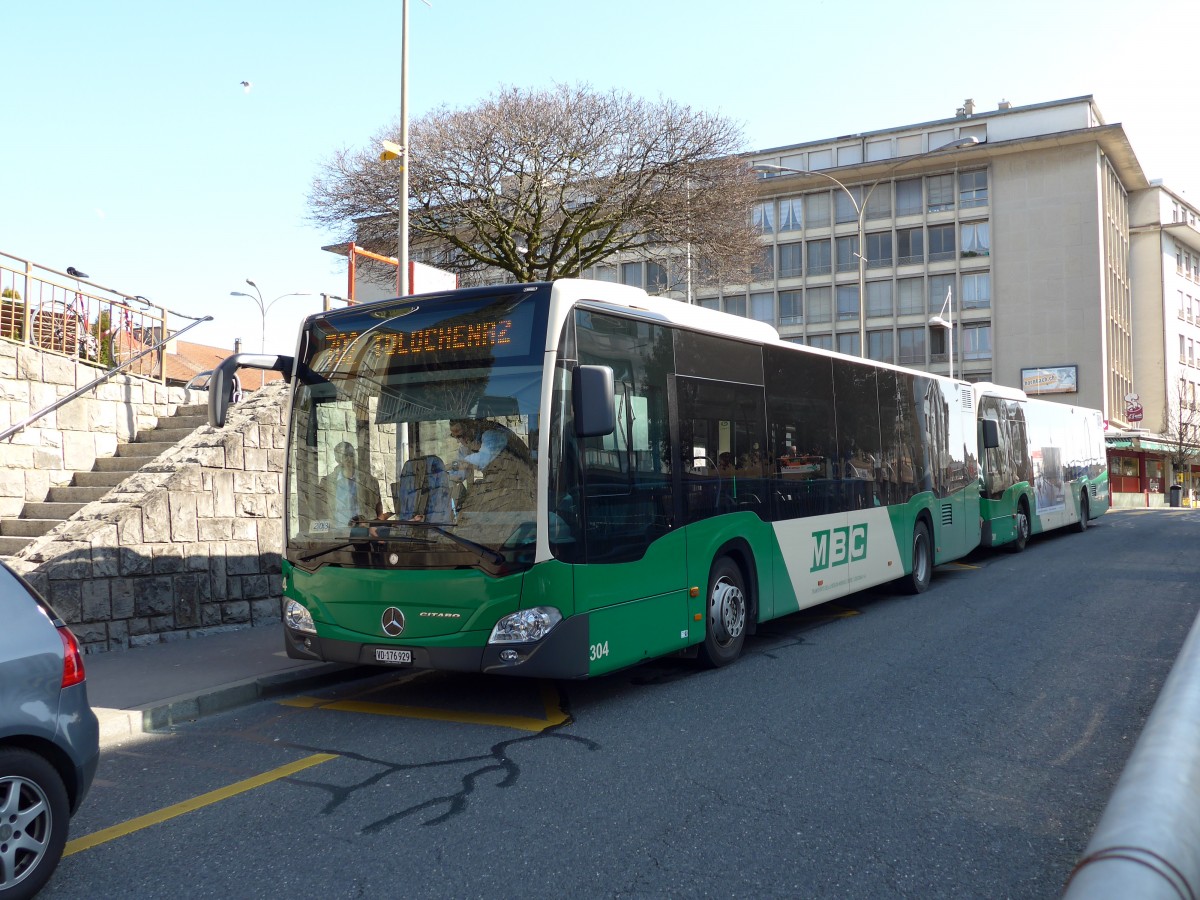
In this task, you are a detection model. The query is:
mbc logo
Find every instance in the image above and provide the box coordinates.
[811,524,868,572]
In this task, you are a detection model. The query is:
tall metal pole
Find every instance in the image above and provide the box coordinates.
[397,0,410,298]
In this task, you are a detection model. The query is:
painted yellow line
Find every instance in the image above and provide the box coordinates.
[63,753,337,857]
[280,684,569,733]
[279,696,561,733]
[941,562,981,570]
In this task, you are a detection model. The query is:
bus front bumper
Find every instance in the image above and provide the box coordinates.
[284,613,591,679]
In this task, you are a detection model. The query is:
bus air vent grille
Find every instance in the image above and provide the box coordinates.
[960,387,974,410]
[941,504,954,526]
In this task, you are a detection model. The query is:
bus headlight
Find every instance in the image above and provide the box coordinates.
[284,599,316,635]
[489,607,562,644]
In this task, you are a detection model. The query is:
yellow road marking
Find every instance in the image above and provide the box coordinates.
[280,682,569,733]
[940,562,981,570]
[63,753,337,857]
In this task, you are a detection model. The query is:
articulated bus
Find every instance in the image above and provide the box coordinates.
[974,383,1109,551]
[209,279,1105,678]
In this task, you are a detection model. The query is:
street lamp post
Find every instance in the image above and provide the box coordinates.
[752,136,978,360]
[929,285,956,379]
[230,279,314,388]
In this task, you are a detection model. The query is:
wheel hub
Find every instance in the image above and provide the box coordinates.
[709,580,746,644]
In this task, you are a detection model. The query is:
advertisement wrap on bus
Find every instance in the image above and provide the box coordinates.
[208,279,1108,678]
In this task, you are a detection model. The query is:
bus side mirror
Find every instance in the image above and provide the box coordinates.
[573,365,615,437]
[981,418,1000,449]
[208,353,295,427]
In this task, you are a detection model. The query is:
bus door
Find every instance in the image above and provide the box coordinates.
[673,375,770,615]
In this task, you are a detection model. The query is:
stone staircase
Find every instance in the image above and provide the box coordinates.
[0,403,209,557]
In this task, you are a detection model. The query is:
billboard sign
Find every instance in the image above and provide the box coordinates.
[1021,365,1078,395]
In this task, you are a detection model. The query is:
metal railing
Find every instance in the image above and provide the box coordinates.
[0,252,185,382]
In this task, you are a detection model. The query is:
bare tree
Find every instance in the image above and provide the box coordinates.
[1160,380,1200,482]
[309,84,760,290]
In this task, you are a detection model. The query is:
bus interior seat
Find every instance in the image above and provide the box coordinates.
[393,455,453,523]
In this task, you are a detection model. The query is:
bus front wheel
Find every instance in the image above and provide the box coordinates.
[900,521,932,595]
[1007,500,1030,553]
[699,558,747,667]
[1074,496,1090,533]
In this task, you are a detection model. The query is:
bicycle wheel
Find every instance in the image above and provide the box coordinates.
[30,301,77,356]
[108,329,161,378]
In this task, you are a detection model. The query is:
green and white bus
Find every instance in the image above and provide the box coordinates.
[974,382,1109,551]
[207,279,1077,678]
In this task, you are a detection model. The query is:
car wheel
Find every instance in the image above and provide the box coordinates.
[0,747,70,900]
[699,558,748,667]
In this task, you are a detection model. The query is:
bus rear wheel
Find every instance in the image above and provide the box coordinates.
[1074,496,1089,533]
[900,521,932,595]
[699,558,747,668]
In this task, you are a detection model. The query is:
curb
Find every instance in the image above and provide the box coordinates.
[94,663,374,747]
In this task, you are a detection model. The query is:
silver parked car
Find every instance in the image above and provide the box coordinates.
[0,561,99,898]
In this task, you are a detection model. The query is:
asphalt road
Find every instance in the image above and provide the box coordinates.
[45,508,1200,899]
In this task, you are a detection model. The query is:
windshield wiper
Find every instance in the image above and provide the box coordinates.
[398,522,507,566]
[297,533,434,563]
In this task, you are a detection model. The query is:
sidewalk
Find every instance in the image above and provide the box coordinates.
[84,624,369,747]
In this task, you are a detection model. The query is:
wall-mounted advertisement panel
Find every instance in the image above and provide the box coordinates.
[1021,365,1077,395]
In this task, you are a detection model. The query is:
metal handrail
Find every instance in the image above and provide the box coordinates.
[0,315,213,443]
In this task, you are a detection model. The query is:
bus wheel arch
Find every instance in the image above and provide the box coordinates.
[699,544,755,668]
[899,513,933,595]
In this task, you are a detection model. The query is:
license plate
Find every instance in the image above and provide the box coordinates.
[375,648,412,664]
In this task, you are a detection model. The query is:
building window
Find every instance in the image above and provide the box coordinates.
[865,186,891,221]
[621,262,643,287]
[778,197,803,232]
[836,236,859,273]
[835,187,864,224]
[896,178,922,216]
[930,324,953,362]
[867,329,894,363]
[724,295,747,318]
[961,222,990,257]
[929,274,955,314]
[963,323,992,360]
[697,297,719,311]
[779,290,803,325]
[958,170,988,208]
[808,334,834,351]
[1181,334,1187,363]
[837,332,860,356]
[962,272,991,309]
[750,292,774,323]
[836,285,860,321]
[897,326,926,364]
[926,174,955,212]
[779,242,803,278]
[806,239,832,276]
[646,261,668,293]
[595,265,618,282]
[805,192,831,229]
[807,286,832,323]
[897,277,924,315]
[897,227,924,266]
[752,202,775,234]
[928,224,956,261]
[866,281,892,317]
[1179,290,1186,319]
[752,246,774,281]
[866,232,892,268]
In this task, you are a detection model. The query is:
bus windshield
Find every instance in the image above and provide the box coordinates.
[285,286,549,569]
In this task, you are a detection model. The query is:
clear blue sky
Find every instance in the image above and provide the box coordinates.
[2,0,1195,354]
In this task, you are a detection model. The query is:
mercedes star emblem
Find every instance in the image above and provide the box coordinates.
[381,606,406,637]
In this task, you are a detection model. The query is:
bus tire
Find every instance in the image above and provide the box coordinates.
[1007,499,1030,553]
[900,521,932,595]
[1074,496,1089,533]
[699,558,748,668]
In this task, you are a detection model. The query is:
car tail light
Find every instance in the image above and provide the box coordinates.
[58,625,85,688]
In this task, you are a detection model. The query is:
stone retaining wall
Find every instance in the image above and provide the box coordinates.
[8,380,290,653]
[0,340,200,516]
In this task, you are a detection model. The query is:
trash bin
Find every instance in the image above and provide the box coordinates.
[1169,483,1183,507]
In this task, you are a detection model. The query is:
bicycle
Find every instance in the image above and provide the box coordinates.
[106,296,163,379]
[29,288,101,362]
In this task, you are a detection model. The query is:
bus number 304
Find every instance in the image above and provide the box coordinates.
[589,641,610,662]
